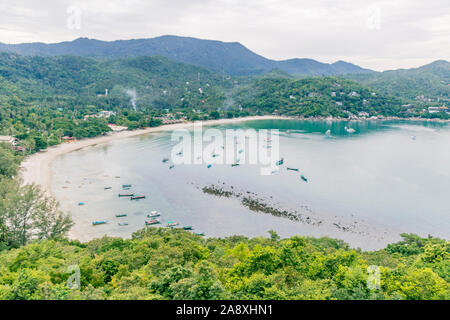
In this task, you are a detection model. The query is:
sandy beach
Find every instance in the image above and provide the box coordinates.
[20,115,288,194]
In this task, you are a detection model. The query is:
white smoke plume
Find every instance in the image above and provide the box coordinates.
[126,89,137,111]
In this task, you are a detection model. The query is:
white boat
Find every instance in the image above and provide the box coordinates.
[147,211,161,218]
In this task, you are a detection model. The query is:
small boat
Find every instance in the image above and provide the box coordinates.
[115,213,127,218]
[118,222,128,226]
[122,184,132,188]
[104,187,112,190]
[167,221,179,227]
[287,168,299,172]
[276,158,284,166]
[131,196,146,200]
[145,219,160,225]
[147,211,161,218]
[169,165,175,169]
[212,153,219,158]
[78,202,85,206]
[118,193,134,197]
[231,163,240,167]
[207,164,212,168]
[344,126,356,134]
[162,158,169,163]
[183,226,193,230]
[92,220,107,226]
[176,151,183,156]
[195,232,205,236]
[301,175,308,182]
[238,149,244,154]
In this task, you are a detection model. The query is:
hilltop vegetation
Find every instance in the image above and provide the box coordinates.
[235,77,403,117]
[347,60,450,105]
[0,228,447,300]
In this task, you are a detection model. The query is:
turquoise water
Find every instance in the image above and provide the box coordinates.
[51,120,450,249]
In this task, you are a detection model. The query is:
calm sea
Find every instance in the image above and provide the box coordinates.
[51,120,450,250]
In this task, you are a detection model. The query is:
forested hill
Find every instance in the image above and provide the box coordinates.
[0,36,372,76]
[235,77,403,117]
[346,60,450,102]
[0,228,448,300]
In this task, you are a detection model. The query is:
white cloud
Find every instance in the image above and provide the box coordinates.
[0,0,448,71]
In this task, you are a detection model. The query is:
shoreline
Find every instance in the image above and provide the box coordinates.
[19,115,289,194]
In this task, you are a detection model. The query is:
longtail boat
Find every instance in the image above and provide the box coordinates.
[147,211,161,218]
[115,213,127,218]
[131,195,146,200]
[301,175,308,182]
[92,220,107,226]
[231,163,240,167]
[118,222,128,226]
[287,168,299,172]
[169,165,175,169]
[195,232,205,236]
[145,219,160,225]
[207,164,212,168]
[104,187,112,190]
[166,221,179,227]
[162,158,169,163]
[183,226,193,230]
[118,193,134,197]
[122,184,132,188]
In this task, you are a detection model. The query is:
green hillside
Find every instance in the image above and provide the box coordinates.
[235,77,403,117]
[0,228,447,300]
[347,60,450,104]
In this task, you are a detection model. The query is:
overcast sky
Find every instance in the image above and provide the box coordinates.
[0,0,449,71]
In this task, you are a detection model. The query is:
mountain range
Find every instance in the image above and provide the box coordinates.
[0,35,372,76]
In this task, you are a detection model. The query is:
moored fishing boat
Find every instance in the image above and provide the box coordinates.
[118,222,128,226]
[122,184,132,188]
[145,219,160,225]
[231,163,240,167]
[287,167,299,171]
[169,165,175,169]
[147,211,161,218]
[195,232,205,236]
[166,221,179,227]
[104,187,112,190]
[115,213,127,218]
[162,158,169,163]
[118,193,134,197]
[92,220,107,226]
[183,226,193,230]
[301,175,308,182]
[78,202,85,206]
[131,195,146,200]
[276,158,284,166]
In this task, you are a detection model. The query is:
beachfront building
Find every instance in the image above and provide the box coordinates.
[107,124,128,132]
[428,106,449,114]
[0,136,16,144]
[62,136,77,143]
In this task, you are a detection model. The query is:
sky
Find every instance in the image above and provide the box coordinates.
[0,0,449,71]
